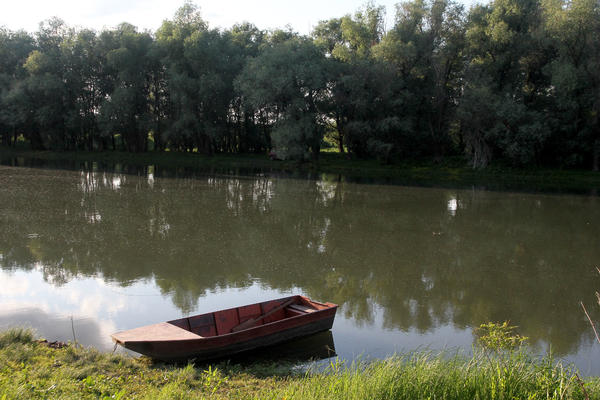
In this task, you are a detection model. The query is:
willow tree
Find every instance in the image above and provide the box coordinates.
[543,0,600,170]
[237,34,330,160]
[313,3,398,160]
[227,23,267,153]
[20,18,76,150]
[0,28,34,147]
[459,0,552,168]
[98,23,154,153]
[155,1,209,153]
[375,0,467,160]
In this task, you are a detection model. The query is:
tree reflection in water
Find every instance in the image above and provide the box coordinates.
[1,164,599,357]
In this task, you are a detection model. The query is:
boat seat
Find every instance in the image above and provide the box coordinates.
[287,304,316,313]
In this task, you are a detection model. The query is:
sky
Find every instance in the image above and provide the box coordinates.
[0,0,479,35]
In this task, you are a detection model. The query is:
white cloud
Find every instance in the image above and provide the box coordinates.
[0,0,479,35]
[0,272,31,296]
[0,0,178,33]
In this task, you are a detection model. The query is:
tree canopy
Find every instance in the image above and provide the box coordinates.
[1,0,599,169]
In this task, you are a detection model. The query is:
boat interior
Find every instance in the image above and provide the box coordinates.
[167,295,330,337]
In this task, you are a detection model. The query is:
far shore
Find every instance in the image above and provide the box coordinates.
[2,147,600,194]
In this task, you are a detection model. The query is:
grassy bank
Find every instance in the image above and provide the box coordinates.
[1,147,600,193]
[1,328,598,399]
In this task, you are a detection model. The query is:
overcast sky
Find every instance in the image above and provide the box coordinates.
[0,0,481,35]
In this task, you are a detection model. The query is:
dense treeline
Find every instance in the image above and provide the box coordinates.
[0,0,599,169]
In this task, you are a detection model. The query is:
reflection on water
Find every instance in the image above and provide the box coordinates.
[1,164,600,374]
[220,331,337,365]
[0,268,122,352]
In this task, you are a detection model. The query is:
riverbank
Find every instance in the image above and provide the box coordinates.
[1,328,598,399]
[1,147,600,194]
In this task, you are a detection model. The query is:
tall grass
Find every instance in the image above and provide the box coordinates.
[0,328,599,399]
[0,327,34,348]
[278,351,599,400]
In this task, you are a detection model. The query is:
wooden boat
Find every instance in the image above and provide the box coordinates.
[111,295,337,361]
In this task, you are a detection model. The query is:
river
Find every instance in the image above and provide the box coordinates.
[0,162,599,374]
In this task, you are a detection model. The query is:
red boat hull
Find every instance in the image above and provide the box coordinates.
[112,295,337,361]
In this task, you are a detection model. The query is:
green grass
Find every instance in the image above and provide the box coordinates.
[0,328,599,399]
[1,147,600,193]
[283,353,600,400]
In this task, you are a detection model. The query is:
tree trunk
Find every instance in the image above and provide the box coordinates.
[154,130,162,152]
[30,131,45,150]
[336,116,345,153]
[312,142,320,161]
[593,138,600,172]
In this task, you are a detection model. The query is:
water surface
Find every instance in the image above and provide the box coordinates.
[1,164,599,374]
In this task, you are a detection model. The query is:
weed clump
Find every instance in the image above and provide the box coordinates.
[475,321,528,351]
[0,328,34,348]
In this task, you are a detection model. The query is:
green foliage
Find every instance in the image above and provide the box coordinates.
[237,36,329,160]
[279,353,592,400]
[0,328,34,349]
[0,0,599,168]
[271,112,324,160]
[98,24,155,153]
[542,0,600,169]
[475,321,529,351]
[460,0,555,167]
[0,328,597,400]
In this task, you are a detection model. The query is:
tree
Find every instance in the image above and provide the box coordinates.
[19,18,77,150]
[98,24,154,153]
[331,2,386,62]
[0,28,35,147]
[227,23,267,153]
[313,3,398,160]
[459,0,552,167]
[156,3,220,154]
[61,29,106,150]
[237,35,330,160]
[376,0,467,159]
[543,0,600,170]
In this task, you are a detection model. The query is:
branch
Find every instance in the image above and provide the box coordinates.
[575,373,591,400]
[581,301,600,345]
[596,268,600,306]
